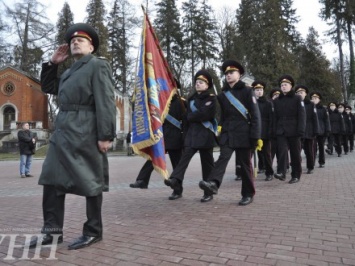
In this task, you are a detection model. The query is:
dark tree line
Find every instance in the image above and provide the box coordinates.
[0,0,354,104]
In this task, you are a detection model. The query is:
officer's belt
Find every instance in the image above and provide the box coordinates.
[60,104,95,111]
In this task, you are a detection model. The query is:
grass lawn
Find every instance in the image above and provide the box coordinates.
[0,145,124,161]
[0,145,49,161]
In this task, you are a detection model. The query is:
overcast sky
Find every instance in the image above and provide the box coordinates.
[2,0,337,60]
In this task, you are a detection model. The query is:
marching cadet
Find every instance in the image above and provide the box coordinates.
[164,69,217,202]
[273,75,306,184]
[345,106,354,152]
[338,103,352,155]
[326,102,345,157]
[252,80,274,181]
[199,60,261,206]
[129,93,186,197]
[295,85,319,174]
[270,88,281,101]
[310,92,331,168]
[269,88,281,164]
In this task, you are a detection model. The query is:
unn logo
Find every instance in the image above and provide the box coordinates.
[0,234,60,260]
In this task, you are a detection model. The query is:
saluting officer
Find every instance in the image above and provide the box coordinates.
[29,23,116,250]
[164,69,217,202]
[199,60,261,206]
[273,75,306,184]
[310,92,331,168]
[252,80,274,181]
[295,85,319,174]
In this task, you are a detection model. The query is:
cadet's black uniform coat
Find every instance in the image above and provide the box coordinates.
[163,95,185,150]
[184,92,217,149]
[303,99,319,170]
[303,100,319,139]
[218,81,261,148]
[273,90,306,179]
[313,103,331,166]
[170,91,217,185]
[315,103,331,136]
[207,80,261,198]
[328,109,345,134]
[257,96,274,176]
[327,108,344,155]
[273,90,306,138]
[341,112,352,153]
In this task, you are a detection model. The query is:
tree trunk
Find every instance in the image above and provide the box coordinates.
[347,20,355,99]
[336,15,347,101]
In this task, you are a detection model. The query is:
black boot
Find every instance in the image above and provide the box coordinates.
[200,194,213,203]
[274,173,286,181]
[199,180,218,195]
[129,180,148,189]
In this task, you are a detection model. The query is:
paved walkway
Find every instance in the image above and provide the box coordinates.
[0,150,355,265]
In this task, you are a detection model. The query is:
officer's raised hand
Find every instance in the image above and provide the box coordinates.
[50,44,70,65]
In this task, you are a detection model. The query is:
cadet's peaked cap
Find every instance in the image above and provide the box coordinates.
[328,101,336,107]
[221,60,245,75]
[269,88,281,98]
[194,69,213,89]
[278,74,295,87]
[65,23,99,53]
[310,91,322,100]
[294,85,309,94]
[337,103,346,108]
[252,80,266,89]
[346,105,352,110]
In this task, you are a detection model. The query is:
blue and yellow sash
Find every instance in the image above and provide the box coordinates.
[190,100,217,135]
[223,91,249,121]
[165,114,182,130]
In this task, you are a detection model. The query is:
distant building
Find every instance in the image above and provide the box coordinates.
[241,73,255,87]
[114,90,131,150]
[0,66,132,152]
[0,66,49,151]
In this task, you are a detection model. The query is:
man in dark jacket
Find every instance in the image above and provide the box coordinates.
[273,75,306,184]
[327,102,345,157]
[252,81,274,181]
[130,94,186,197]
[310,92,331,168]
[199,60,261,206]
[295,85,319,174]
[28,23,116,250]
[17,122,36,178]
[164,70,217,202]
[126,131,133,156]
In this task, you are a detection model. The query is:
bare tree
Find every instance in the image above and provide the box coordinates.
[4,0,53,77]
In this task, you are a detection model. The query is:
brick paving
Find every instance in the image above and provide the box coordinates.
[0,150,355,265]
